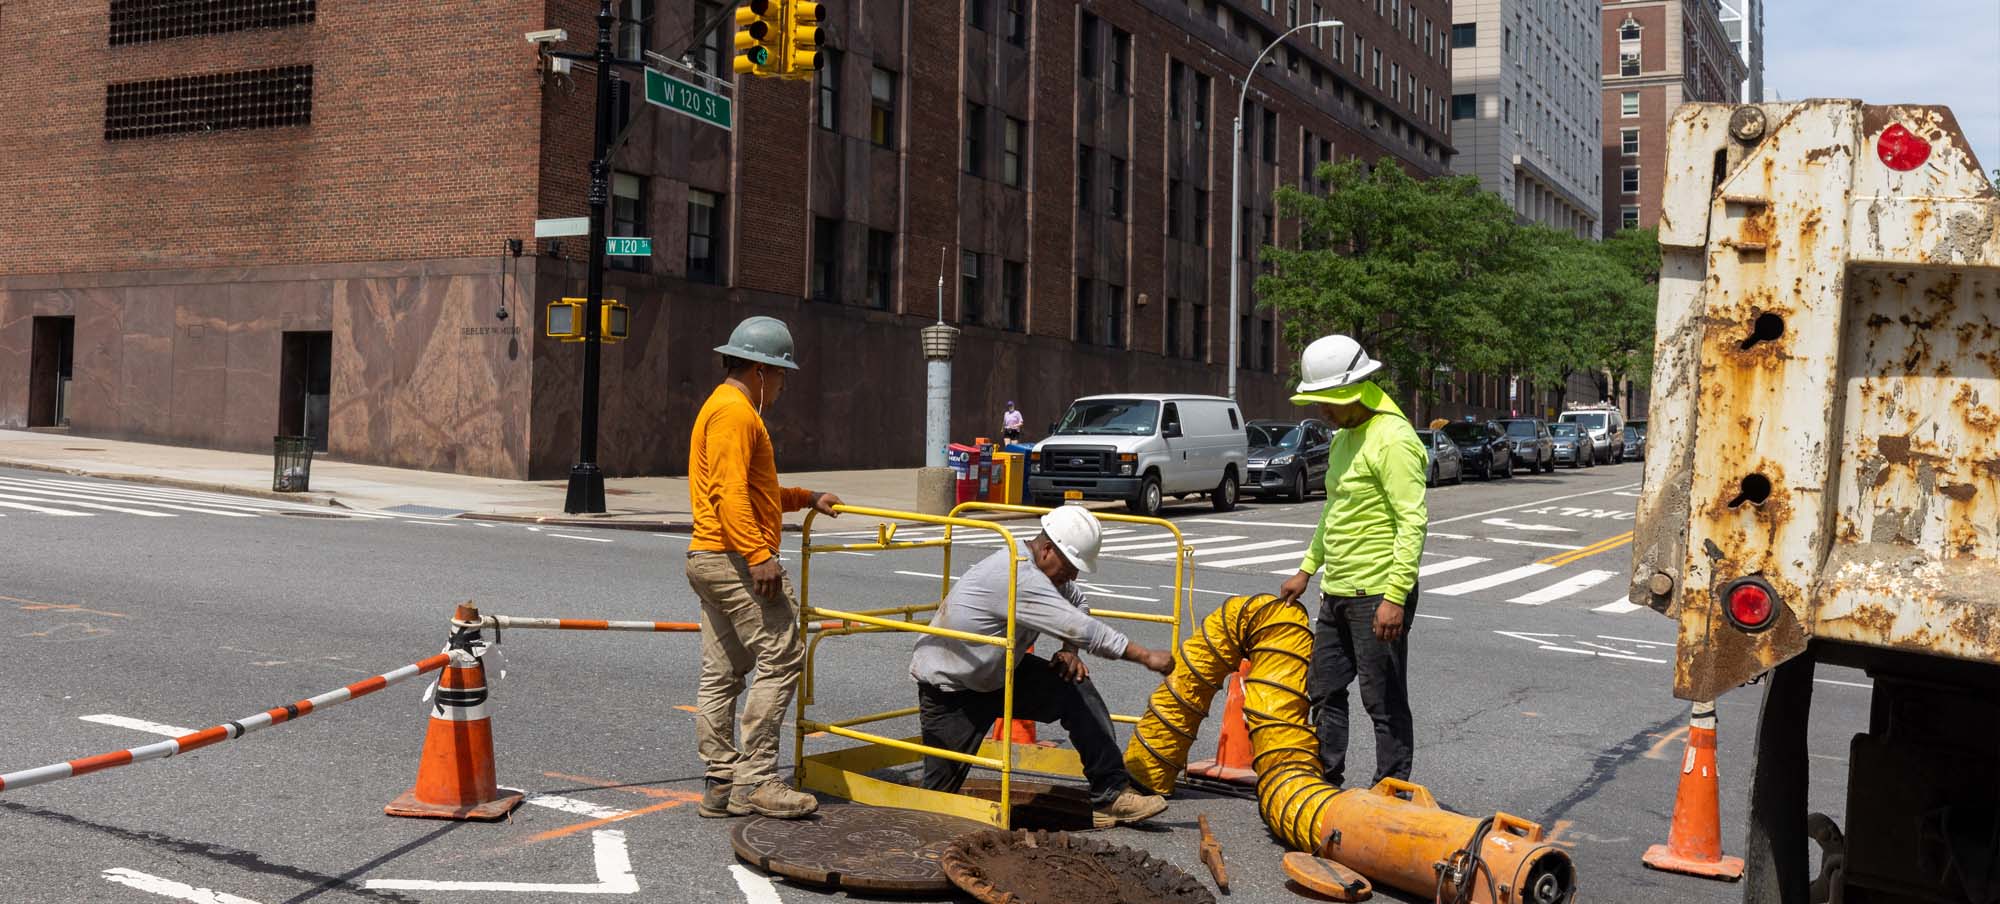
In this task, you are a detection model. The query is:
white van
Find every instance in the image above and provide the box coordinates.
[1557,406,1626,464]
[1027,394,1250,517]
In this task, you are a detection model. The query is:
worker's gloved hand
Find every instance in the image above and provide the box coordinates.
[1051,650,1090,683]
[812,492,844,517]
[1276,570,1313,604]
[749,557,786,601]
[1373,599,1406,643]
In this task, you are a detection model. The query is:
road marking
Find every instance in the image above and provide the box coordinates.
[1428,531,1472,540]
[895,571,946,580]
[1414,613,1453,620]
[1494,631,1668,663]
[0,491,175,516]
[79,714,193,737]
[1168,586,1241,596]
[731,864,786,904]
[1815,678,1872,689]
[1200,548,1314,569]
[1185,518,1323,529]
[1079,580,1155,591]
[0,478,280,517]
[103,869,263,904]
[1101,535,1245,553]
[1418,556,1490,578]
[1539,532,1635,567]
[366,829,639,893]
[525,794,633,820]
[1430,483,1642,526]
[548,533,613,543]
[1507,569,1619,606]
[1593,599,1647,614]
[1486,538,1585,551]
[1481,518,1575,533]
[1597,635,1675,648]
[1645,726,1691,760]
[1131,539,1294,562]
[0,498,90,515]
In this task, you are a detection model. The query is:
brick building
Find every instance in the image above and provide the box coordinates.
[1599,0,1742,231]
[0,0,1453,479]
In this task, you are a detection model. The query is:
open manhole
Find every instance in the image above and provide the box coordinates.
[731,803,989,893]
[275,510,351,519]
[942,829,1216,904]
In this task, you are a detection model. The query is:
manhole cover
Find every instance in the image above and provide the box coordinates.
[942,830,1216,904]
[731,803,989,893]
[276,510,350,519]
[957,779,1093,831]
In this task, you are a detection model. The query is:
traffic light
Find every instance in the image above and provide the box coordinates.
[782,2,825,78]
[733,0,780,75]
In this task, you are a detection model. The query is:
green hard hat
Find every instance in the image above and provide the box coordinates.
[713,316,799,370]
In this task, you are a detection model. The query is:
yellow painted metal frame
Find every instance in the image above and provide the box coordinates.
[793,502,1192,828]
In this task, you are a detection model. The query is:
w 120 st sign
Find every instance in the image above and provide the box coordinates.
[644,67,731,130]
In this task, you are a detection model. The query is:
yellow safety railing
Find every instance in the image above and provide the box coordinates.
[792,502,1190,828]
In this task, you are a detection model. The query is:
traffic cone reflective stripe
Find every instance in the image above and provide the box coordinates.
[1188,660,1256,785]
[1641,701,1744,880]
[386,606,523,821]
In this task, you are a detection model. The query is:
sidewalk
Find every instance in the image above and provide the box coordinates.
[0,429,1084,531]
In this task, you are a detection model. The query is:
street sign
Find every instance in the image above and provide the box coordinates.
[644,67,731,130]
[535,217,590,238]
[605,237,652,256]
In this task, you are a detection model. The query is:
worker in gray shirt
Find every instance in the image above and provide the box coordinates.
[910,506,1175,828]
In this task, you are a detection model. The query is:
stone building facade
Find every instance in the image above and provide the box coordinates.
[1449,0,1603,239]
[1598,0,1743,231]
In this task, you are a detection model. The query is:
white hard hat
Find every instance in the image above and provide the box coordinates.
[1038,505,1101,574]
[1295,334,1382,393]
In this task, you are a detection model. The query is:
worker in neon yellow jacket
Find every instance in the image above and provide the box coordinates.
[1276,334,1428,787]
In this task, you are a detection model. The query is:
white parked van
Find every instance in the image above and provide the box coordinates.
[1556,406,1626,464]
[1027,394,1250,517]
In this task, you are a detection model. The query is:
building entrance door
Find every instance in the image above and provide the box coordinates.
[280,331,331,453]
[28,316,74,428]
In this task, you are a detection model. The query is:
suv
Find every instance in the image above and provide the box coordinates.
[1557,407,1625,464]
[1440,420,1515,480]
[1028,394,1250,517]
[1498,418,1556,473]
[1245,419,1332,502]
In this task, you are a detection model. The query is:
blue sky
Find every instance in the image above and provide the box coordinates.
[1764,0,2000,178]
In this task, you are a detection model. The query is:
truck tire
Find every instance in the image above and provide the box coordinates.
[1744,656,1816,904]
[1128,474,1163,518]
[1210,471,1239,512]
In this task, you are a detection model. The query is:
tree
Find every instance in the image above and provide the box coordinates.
[1597,227,1661,396]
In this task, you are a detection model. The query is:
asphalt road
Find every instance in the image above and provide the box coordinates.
[0,463,1866,904]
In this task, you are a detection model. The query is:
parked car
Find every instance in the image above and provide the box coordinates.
[1548,422,1596,468]
[1441,420,1515,479]
[1621,425,1646,461]
[1415,429,1464,487]
[1245,419,1332,502]
[1498,418,1557,473]
[1027,394,1249,517]
[1557,407,1626,464]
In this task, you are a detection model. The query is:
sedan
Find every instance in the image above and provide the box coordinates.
[1549,423,1597,469]
[1441,421,1515,480]
[1246,419,1333,502]
[1416,429,1464,487]
[1622,425,1646,462]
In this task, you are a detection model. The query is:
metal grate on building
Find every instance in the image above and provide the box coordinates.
[104,65,313,140]
[108,0,315,46]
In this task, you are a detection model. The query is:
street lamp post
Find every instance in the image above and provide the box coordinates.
[1228,19,1341,401]
[562,0,618,515]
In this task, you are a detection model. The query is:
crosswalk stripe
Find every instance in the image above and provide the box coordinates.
[0,475,360,515]
[1428,563,1555,596]
[1201,548,1315,569]
[1593,599,1647,614]
[1130,539,1295,562]
[0,491,173,517]
[0,482,259,517]
[1101,535,1244,553]
[1417,556,1489,577]
[0,499,91,516]
[1507,569,1619,605]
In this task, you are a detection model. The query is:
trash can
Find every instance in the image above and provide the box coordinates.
[988,452,1024,505]
[273,435,314,493]
[947,443,980,504]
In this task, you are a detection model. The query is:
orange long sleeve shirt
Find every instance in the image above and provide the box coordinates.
[688,383,813,565]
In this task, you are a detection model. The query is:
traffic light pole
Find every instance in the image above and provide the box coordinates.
[563,0,616,515]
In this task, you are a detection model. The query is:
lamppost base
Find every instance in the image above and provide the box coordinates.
[565,463,606,514]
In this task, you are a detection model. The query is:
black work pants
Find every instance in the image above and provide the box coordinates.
[917,655,1129,806]
[1307,588,1416,787]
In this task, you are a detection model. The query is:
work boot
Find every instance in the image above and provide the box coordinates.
[733,780,819,819]
[698,781,736,818]
[1091,788,1168,828]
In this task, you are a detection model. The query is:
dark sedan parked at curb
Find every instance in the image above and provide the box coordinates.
[1499,418,1557,474]
[1441,421,1516,480]
[1549,423,1597,469]
[1622,425,1646,462]
[1245,419,1332,502]
[1415,429,1464,487]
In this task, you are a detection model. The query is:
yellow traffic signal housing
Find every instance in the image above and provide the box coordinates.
[547,298,586,341]
[782,1,825,78]
[601,299,631,342]
[733,0,781,74]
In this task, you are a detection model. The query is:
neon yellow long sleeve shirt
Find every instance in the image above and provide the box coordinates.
[1296,389,1429,605]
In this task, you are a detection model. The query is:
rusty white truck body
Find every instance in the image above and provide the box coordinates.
[1630,100,1997,904]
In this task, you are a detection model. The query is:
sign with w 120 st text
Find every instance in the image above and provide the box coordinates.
[644,67,730,130]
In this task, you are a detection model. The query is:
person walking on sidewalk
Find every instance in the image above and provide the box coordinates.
[910,505,1177,828]
[687,316,843,820]
[1002,401,1024,443]
[1275,334,1428,788]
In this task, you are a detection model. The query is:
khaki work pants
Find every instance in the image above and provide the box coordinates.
[685,551,804,788]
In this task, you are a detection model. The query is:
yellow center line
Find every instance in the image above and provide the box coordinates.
[1538,531,1634,567]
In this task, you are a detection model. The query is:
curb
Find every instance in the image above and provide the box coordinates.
[0,458,343,508]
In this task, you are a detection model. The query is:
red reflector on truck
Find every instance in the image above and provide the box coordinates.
[1725,580,1775,631]
[1877,123,1931,172]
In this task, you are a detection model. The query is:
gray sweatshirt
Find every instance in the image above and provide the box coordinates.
[909,542,1131,693]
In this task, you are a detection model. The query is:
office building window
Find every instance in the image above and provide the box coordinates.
[1080,11,1099,80]
[1005,0,1027,45]
[1111,28,1130,94]
[1077,144,1093,211]
[1240,205,1253,258]
[960,251,984,325]
[1620,127,1639,156]
[1353,34,1363,73]
[610,172,646,272]
[1167,179,1183,239]
[1620,19,1640,40]
[1451,22,1474,47]
[1002,117,1025,187]
[811,217,840,301]
[1620,52,1639,76]
[1288,0,1299,27]
[817,50,840,131]
[1620,206,1640,230]
[1193,73,1210,130]
[1390,62,1400,100]
[686,189,722,285]
[964,102,985,176]
[1621,166,1640,195]
[1260,318,1274,371]
[1169,59,1184,120]
[1372,48,1382,88]
[1261,107,1277,162]
[1621,91,1639,117]
[1193,188,1208,241]
[967,0,987,30]
[1165,297,1182,358]
[1075,278,1095,343]
[691,1,724,74]
[1191,298,1207,360]
[870,68,897,146]
[1109,156,1126,220]
[1002,260,1025,332]
[866,229,894,309]
[618,0,648,60]
[1104,284,1124,349]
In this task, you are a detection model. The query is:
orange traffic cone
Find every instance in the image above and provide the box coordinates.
[1188,660,1256,786]
[385,605,523,821]
[989,646,1054,747]
[1642,700,1744,880]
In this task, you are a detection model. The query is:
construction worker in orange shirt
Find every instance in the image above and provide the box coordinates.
[686,316,842,821]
